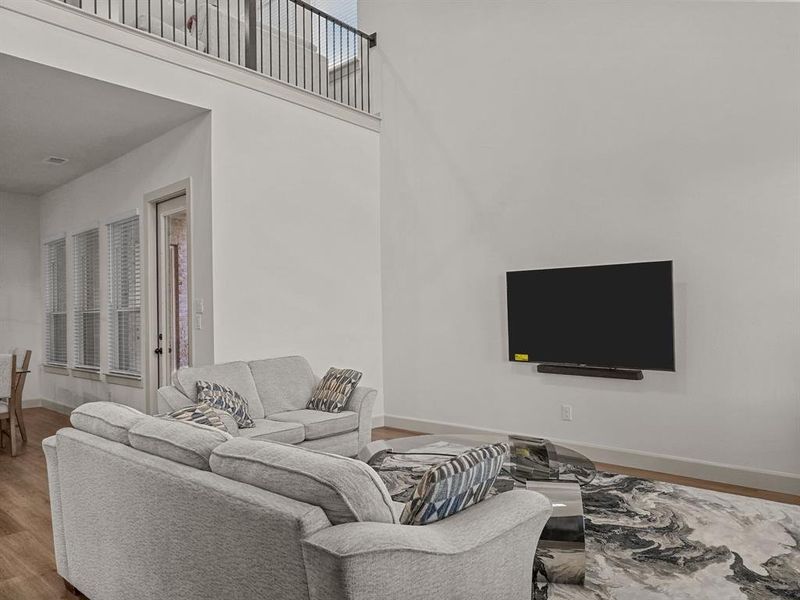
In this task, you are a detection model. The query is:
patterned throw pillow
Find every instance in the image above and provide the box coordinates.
[399,443,510,526]
[163,402,229,433]
[196,381,255,428]
[307,367,362,413]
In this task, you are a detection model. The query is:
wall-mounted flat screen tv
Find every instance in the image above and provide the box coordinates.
[506,260,675,371]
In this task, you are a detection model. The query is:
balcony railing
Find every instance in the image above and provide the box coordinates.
[57,0,377,114]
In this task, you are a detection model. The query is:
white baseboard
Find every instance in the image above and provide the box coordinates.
[383,415,800,497]
[21,398,43,409]
[41,399,74,416]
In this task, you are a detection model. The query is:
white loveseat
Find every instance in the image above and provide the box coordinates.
[157,355,376,456]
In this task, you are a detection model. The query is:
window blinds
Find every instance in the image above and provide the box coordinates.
[44,238,68,366]
[108,216,142,376]
[73,228,100,370]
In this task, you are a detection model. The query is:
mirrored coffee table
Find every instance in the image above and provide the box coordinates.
[359,434,595,586]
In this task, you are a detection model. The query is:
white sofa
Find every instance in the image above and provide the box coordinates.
[45,402,553,600]
[157,355,376,456]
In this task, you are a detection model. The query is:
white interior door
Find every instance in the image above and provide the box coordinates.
[155,195,190,388]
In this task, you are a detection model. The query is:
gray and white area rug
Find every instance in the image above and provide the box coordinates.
[547,473,800,600]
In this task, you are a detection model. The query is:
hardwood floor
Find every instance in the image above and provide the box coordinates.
[0,412,795,600]
[0,408,72,600]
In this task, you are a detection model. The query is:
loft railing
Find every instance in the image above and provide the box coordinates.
[56,0,377,114]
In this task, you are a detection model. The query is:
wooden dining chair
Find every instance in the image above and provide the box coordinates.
[11,349,31,443]
[0,354,21,456]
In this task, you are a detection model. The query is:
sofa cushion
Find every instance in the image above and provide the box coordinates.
[163,402,229,432]
[173,361,264,420]
[238,419,305,444]
[399,443,509,525]
[196,381,255,429]
[269,409,357,441]
[129,418,232,470]
[248,356,317,416]
[70,401,149,445]
[307,367,362,413]
[210,438,397,525]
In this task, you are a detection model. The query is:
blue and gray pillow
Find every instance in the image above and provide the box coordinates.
[196,380,254,428]
[399,443,509,525]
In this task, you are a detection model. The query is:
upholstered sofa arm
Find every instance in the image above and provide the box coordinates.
[344,387,377,450]
[156,385,194,413]
[43,435,69,581]
[301,490,551,600]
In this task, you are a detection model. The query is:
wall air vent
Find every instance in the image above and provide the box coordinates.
[43,156,69,165]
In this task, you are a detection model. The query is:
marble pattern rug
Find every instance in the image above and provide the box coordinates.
[546,473,800,600]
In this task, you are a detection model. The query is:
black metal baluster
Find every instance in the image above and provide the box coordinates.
[360,35,364,110]
[294,2,297,86]
[269,0,273,76]
[216,0,220,57]
[147,0,151,32]
[195,0,199,50]
[339,26,342,102]
[206,0,209,53]
[367,34,371,113]
[260,0,263,72]
[172,0,176,41]
[302,6,306,89]
[121,0,125,25]
[227,0,231,61]
[184,0,187,46]
[135,0,138,29]
[347,31,353,106]
[277,0,281,79]
[285,0,289,82]
[318,12,321,95]
[325,19,329,98]
[237,0,241,65]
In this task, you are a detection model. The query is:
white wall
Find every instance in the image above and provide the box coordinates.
[39,115,213,412]
[362,0,800,481]
[0,192,42,401]
[2,1,383,413]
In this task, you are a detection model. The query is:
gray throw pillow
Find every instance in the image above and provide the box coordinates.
[196,380,255,428]
[306,367,362,413]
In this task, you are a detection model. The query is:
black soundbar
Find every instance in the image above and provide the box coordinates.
[536,363,643,380]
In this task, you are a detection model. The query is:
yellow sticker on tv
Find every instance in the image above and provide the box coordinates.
[514,354,529,362]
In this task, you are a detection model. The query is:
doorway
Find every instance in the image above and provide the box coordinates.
[155,194,191,388]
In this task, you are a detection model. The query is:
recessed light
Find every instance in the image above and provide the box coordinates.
[43,156,69,165]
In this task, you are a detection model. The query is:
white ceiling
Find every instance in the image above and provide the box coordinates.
[0,54,207,196]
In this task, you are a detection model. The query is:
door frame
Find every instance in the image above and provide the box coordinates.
[144,178,193,414]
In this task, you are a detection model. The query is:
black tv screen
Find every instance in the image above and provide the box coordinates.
[506,261,675,371]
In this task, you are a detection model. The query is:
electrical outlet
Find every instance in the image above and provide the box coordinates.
[561,404,574,421]
[195,314,203,330]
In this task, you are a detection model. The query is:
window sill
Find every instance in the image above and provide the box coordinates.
[71,368,102,381]
[106,373,144,389]
[43,364,70,376]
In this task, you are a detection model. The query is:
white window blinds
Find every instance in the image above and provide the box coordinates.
[44,237,68,366]
[108,216,142,376]
[73,228,100,370]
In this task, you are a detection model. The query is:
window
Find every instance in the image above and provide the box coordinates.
[73,228,100,370]
[108,216,142,376]
[44,237,67,366]
[265,0,359,66]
